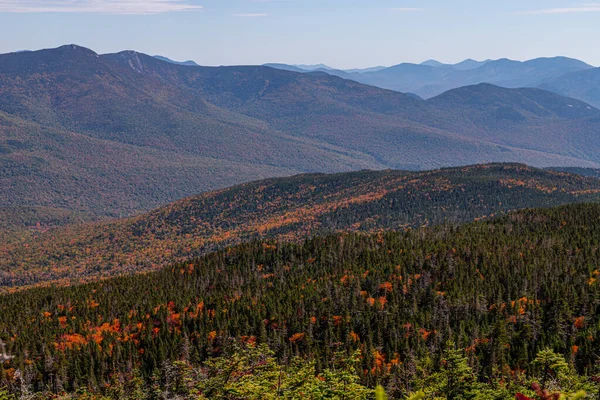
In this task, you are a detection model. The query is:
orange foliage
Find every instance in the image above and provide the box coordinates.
[289,333,305,343]
[419,328,432,341]
[55,333,87,351]
[340,275,350,286]
[241,335,257,346]
[379,282,393,293]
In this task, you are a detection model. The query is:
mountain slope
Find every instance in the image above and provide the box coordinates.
[0,109,305,218]
[2,202,600,394]
[540,67,600,108]
[422,84,600,162]
[3,164,600,289]
[2,46,600,220]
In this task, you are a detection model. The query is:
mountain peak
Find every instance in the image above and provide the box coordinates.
[53,44,98,56]
[420,59,445,67]
[428,83,600,120]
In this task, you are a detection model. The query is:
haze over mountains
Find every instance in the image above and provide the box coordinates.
[266,56,600,106]
[2,45,600,221]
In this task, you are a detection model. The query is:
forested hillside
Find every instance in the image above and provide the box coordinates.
[0,203,599,398]
[3,164,600,290]
[550,167,600,179]
[540,67,600,108]
[2,46,600,220]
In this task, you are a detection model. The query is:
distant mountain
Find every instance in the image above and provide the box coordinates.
[420,59,447,67]
[2,45,600,221]
[344,66,387,73]
[354,62,450,95]
[153,55,199,66]
[262,63,309,72]
[453,58,491,70]
[540,67,600,108]
[270,57,594,101]
[266,63,357,78]
[422,84,600,160]
[308,67,356,80]
[421,59,490,70]
[293,63,333,71]
[357,56,594,98]
[266,63,386,74]
[3,164,600,289]
[268,57,594,100]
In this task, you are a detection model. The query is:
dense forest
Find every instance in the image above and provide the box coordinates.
[3,163,600,291]
[0,203,599,398]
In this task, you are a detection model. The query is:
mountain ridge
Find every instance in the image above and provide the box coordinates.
[267,56,596,100]
[2,45,600,220]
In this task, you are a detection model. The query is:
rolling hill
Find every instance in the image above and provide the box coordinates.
[2,46,600,221]
[2,164,600,290]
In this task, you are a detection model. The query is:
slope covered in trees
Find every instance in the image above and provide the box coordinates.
[3,164,600,290]
[2,46,600,220]
[0,203,599,398]
[550,167,600,179]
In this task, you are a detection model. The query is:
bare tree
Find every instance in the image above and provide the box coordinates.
[0,339,14,363]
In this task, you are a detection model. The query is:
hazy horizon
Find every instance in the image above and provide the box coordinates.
[2,44,598,70]
[1,0,600,68]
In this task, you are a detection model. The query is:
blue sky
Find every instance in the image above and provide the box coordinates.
[0,0,599,68]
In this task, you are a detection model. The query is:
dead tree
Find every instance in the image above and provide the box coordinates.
[0,339,14,363]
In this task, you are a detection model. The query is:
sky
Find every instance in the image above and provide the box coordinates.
[0,0,599,68]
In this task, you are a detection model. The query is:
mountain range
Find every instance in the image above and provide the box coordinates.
[266,56,600,107]
[2,45,600,220]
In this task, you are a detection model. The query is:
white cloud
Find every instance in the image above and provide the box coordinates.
[234,13,268,17]
[389,7,424,12]
[518,3,600,14]
[0,0,203,14]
